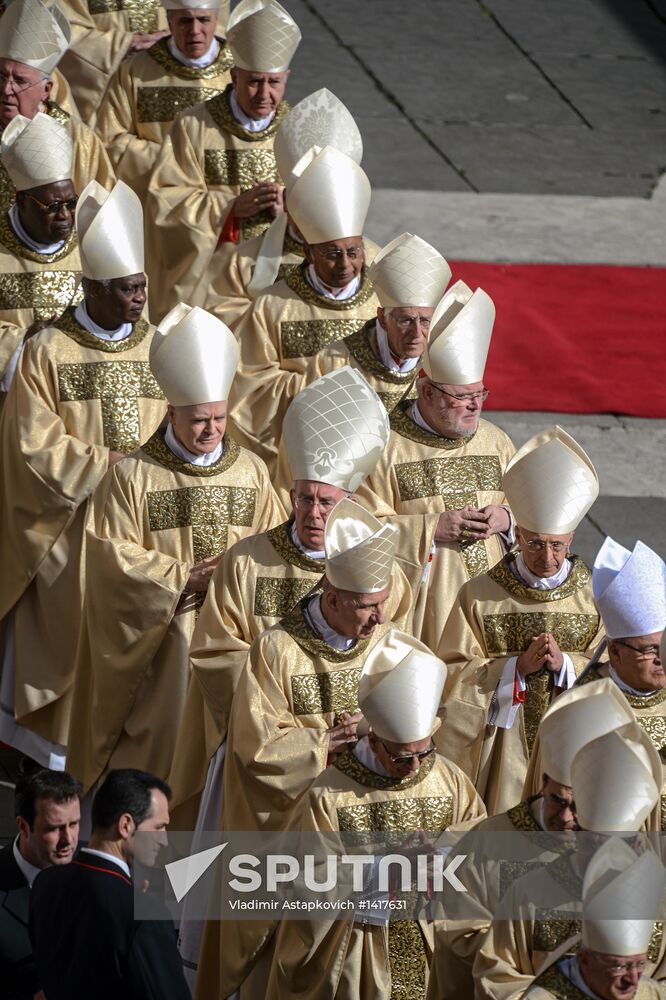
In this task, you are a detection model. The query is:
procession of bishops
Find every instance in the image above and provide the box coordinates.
[0,1,664,999]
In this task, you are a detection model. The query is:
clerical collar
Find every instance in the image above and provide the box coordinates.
[81,847,131,879]
[375,318,420,373]
[609,663,655,698]
[559,956,602,999]
[74,301,133,342]
[303,594,355,651]
[13,836,42,888]
[8,202,65,254]
[164,422,224,467]
[511,551,571,591]
[229,90,275,132]
[306,264,361,301]
[353,735,393,777]
[168,35,219,68]
[290,520,324,560]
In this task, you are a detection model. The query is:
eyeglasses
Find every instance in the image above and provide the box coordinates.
[594,956,647,977]
[0,71,46,95]
[614,639,661,661]
[25,193,78,216]
[293,496,338,515]
[430,384,489,406]
[524,539,568,555]
[312,245,363,263]
[379,740,436,766]
[390,314,431,331]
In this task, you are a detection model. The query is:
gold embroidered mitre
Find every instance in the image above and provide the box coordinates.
[150,303,239,405]
[368,233,451,309]
[1,112,72,191]
[0,0,70,76]
[422,279,494,385]
[226,0,300,73]
[76,180,144,281]
[324,498,398,594]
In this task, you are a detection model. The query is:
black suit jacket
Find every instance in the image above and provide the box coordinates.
[0,841,40,1000]
[29,850,190,1000]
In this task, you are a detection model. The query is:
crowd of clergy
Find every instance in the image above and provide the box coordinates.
[0,1,664,998]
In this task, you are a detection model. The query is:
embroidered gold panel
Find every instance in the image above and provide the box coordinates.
[637,715,666,753]
[0,271,81,316]
[395,455,503,503]
[88,0,160,31]
[253,577,315,619]
[482,613,600,656]
[203,148,279,189]
[290,667,361,721]
[281,319,367,360]
[336,795,454,833]
[532,965,587,999]
[388,920,427,1000]
[137,86,225,123]
[147,484,256,562]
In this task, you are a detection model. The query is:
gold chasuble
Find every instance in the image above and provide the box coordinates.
[357,403,515,651]
[0,309,165,748]
[97,37,233,202]
[437,554,603,815]
[229,264,378,472]
[66,429,285,794]
[266,750,485,1000]
[146,85,289,322]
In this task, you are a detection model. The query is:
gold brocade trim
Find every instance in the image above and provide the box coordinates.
[203,148,279,188]
[379,389,413,413]
[333,747,437,791]
[661,796,666,832]
[395,455,503,502]
[533,915,580,954]
[0,271,81,318]
[147,484,256,562]
[388,921,427,1000]
[137,86,225,124]
[284,263,375,311]
[56,307,151,353]
[205,84,289,143]
[44,99,69,125]
[240,214,273,241]
[390,399,476,450]
[283,232,305,257]
[483,612,601,656]
[545,852,581,897]
[266,520,324,572]
[637,716,666,753]
[0,210,78,264]
[147,36,233,80]
[290,666,361,720]
[336,793,453,833]
[489,554,593,604]
[57,360,163,452]
[141,429,240,478]
[281,318,369,360]
[254,577,316,619]
[499,861,547,901]
[344,322,418,386]
[280,599,370,664]
[88,0,160,31]
[531,964,588,999]
[523,667,556,757]
[577,663,666,709]
[506,798,542,832]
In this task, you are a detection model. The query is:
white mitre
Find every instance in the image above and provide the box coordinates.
[287,146,371,246]
[571,721,662,831]
[0,112,72,192]
[283,367,389,492]
[593,537,666,640]
[368,233,451,309]
[539,678,634,787]
[226,0,300,73]
[502,426,599,534]
[324,499,398,594]
[359,629,446,743]
[422,279,495,385]
[0,0,70,75]
[274,89,362,186]
[150,303,239,405]
[75,180,144,281]
[582,837,666,956]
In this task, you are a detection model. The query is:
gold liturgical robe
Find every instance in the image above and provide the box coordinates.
[66,430,284,794]
[0,308,165,748]
[96,37,233,202]
[357,402,515,652]
[146,85,289,322]
[230,264,378,472]
[266,749,485,1000]
[50,69,81,121]
[437,554,603,815]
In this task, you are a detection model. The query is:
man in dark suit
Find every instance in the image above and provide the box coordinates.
[0,767,82,1000]
[29,767,190,1000]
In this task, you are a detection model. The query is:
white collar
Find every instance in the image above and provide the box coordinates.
[81,847,131,878]
[353,735,393,777]
[375,318,420,373]
[167,35,219,69]
[290,520,325,560]
[9,202,66,254]
[164,422,224,467]
[559,956,603,999]
[74,300,133,342]
[609,662,657,698]
[512,551,571,590]
[12,836,42,888]
[229,89,275,132]
[303,594,355,651]
[306,264,361,301]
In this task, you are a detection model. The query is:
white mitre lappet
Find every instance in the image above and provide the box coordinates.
[324,498,398,594]
[502,426,599,534]
[359,629,447,743]
[368,233,451,309]
[75,180,144,281]
[582,837,666,956]
[421,279,495,385]
[0,112,72,191]
[592,537,666,640]
[0,0,70,75]
[150,303,239,405]
[283,367,389,492]
[287,146,372,246]
[226,0,301,73]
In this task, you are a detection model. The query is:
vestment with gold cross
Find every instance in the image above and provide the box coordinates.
[65,428,285,795]
[436,553,603,815]
[0,307,166,749]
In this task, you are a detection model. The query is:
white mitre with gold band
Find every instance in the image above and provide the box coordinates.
[226,0,300,73]
[582,837,666,956]
[283,367,389,492]
[593,537,666,640]
[275,88,363,186]
[0,112,72,192]
[539,677,634,787]
[359,629,446,743]
[150,303,239,405]
[325,499,398,594]
[502,426,599,535]
[0,0,70,75]
[287,146,371,246]
[422,279,495,385]
[571,721,662,831]
[368,233,451,309]
[76,180,144,281]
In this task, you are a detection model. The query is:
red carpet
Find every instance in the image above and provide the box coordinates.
[449,261,666,417]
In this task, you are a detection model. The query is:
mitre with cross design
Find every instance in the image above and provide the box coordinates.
[324,498,398,595]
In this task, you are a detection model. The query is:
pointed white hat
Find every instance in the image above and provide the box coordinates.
[502,426,599,535]
[359,629,447,743]
[368,233,452,309]
[593,538,666,640]
[422,280,495,386]
[325,499,398,594]
[75,180,144,281]
[571,722,662,832]
[582,837,666,955]
[150,303,239,406]
[283,367,389,492]
[539,678,634,787]
[0,0,70,75]
[274,89,363,187]
[287,146,371,245]
[226,0,300,73]
[0,112,72,191]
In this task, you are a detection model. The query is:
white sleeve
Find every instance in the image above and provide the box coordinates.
[555,654,575,689]
[488,657,525,729]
